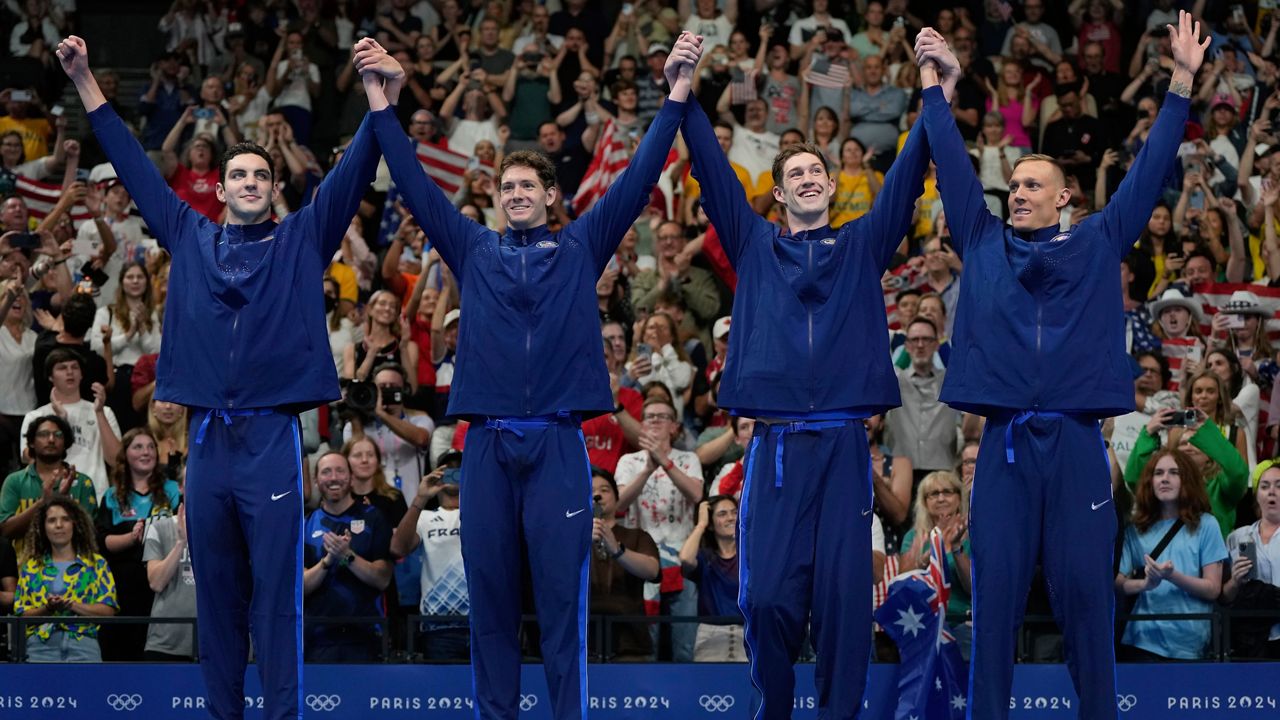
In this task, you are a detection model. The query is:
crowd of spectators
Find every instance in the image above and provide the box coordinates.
[1,0,1279,666]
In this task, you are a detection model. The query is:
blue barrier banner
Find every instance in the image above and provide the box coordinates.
[0,663,1276,717]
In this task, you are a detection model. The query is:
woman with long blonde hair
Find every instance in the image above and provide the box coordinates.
[342,289,420,391]
[898,470,972,616]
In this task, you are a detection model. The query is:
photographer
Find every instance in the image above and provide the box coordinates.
[341,363,433,504]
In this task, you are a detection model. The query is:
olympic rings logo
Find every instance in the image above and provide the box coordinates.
[519,694,538,711]
[106,694,142,711]
[306,694,342,712]
[699,694,736,712]
[1116,694,1138,712]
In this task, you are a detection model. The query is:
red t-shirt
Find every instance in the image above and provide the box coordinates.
[410,315,436,391]
[169,164,224,221]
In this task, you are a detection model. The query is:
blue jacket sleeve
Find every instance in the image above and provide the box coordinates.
[87,104,205,254]
[919,85,1000,260]
[1100,92,1190,259]
[370,108,487,276]
[683,101,771,269]
[849,120,929,272]
[574,98,689,275]
[292,112,383,262]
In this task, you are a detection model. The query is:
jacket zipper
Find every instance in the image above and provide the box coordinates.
[1032,242,1043,409]
[807,236,815,411]
[521,236,532,416]
[227,312,240,408]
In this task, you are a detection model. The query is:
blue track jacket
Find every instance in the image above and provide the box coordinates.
[683,102,929,416]
[371,101,687,419]
[920,85,1189,417]
[88,105,381,411]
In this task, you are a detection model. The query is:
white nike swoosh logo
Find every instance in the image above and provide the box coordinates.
[861,508,874,517]
[271,491,292,501]
[565,508,586,518]
[1091,499,1111,510]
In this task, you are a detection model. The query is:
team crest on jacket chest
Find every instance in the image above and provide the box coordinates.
[820,237,837,245]
[349,519,365,535]
[1050,232,1071,243]
[536,240,557,249]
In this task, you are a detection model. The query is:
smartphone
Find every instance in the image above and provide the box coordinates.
[50,104,64,117]
[10,232,41,251]
[441,467,462,486]
[635,342,653,359]
[1164,408,1199,427]
[10,89,31,102]
[1223,313,1247,330]
[1239,541,1258,580]
[194,107,214,120]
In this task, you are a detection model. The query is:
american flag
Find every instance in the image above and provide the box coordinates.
[803,56,851,89]
[873,527,968,720]
[15,176,92,228]
[416,141,470,195]
[572,118,630,216]
[729,68,759,104]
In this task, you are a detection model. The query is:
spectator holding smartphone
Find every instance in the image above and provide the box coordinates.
[1125,382,1249,540]
[1222,462,1280,659]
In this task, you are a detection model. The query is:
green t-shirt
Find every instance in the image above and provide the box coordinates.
[0,464,98,556]
[899,527,972,617]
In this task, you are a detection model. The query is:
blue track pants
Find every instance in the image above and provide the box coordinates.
[460,415,593,720]
[185,409,304,720]
[969,413,1118,720]
[738,418,873,720]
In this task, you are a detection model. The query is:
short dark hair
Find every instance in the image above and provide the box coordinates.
[371,362,410,387]
[895,286,923,304]
[590,465,618,497]
[713,120,735,135]
[44,347,83,379]
[500,150,558,191]
[610,78,637,97]
[59,293,97,338]
[771,143,830,187]
[26,413,75,450]
[219,142,275,185]
[1054,80,1082,99]
[907,316,939,336]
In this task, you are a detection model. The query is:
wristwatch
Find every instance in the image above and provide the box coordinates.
[608,544,626,560]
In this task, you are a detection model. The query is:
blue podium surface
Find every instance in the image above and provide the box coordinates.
[0,663,1276,717]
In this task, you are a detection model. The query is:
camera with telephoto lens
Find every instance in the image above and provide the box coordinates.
[343,380,379,416]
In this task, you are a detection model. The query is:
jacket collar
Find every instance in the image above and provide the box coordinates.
[502,224,553,248]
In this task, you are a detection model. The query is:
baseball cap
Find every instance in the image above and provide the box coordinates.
[713,317,731,339]
[648,43,670,56]
[444,308,460,327]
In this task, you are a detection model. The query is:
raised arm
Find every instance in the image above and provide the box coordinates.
[855,119,928,272]
[682,104,768,269]
[916,31,998,258]
[1099,11,1204,259]
[574,33,699,274]
[360,49,485,275]
[58,35,201,253]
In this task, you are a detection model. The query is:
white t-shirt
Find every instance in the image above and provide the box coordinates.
[21,399,121,500]
[787,15,854,47]
[414,507,468,617]
[728,126,780,180]
[72,214,155,303]
[448,118,500,159]
[615,448,702,550]
[0,326,36,415]
[89,305,162,367]
[275,59,321,111]
[684,14,734,48]
[342,413,436,501]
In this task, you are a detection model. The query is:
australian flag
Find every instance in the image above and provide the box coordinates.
[872,528,969,720]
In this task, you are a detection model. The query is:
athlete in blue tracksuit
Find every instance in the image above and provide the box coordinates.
[357,37,699,719]
[59,36,382,720]
[681,76,940,717]
[915,16,1207,720]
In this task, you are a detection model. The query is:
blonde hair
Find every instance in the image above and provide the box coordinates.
[910,470,967,543]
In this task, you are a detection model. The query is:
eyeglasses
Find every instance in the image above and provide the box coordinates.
[905,336,937,345]
[642,413,676,422]
[35,430,64,439]
[925,488,959,500]
[961,459,977,467]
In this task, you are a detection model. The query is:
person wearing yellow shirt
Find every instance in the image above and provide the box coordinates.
[831,138,883,228]
[0,91,53,162]
[681,121,751,225]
